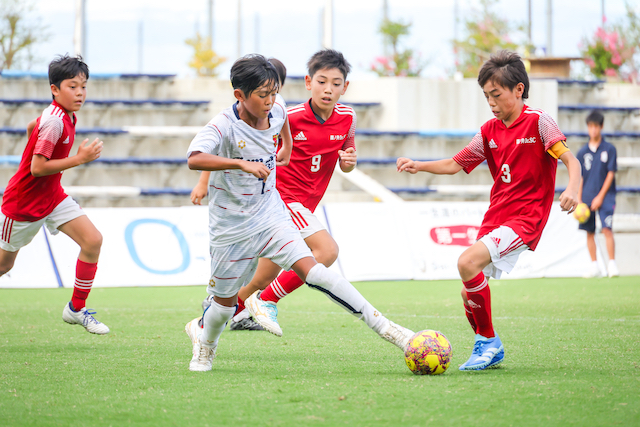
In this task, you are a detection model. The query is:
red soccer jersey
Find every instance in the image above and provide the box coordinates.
[452,105,566,250]
[276,100,356,212]
[2,101,77,222]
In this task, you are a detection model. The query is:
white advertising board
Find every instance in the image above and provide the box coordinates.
[0,202,591,288]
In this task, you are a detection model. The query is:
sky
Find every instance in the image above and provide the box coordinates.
[18,0,633,79]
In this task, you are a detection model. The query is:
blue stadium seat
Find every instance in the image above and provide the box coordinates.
[559,105,640,112]
[556,79,605,86]
[0,71,176,80]
[0,98,208,106]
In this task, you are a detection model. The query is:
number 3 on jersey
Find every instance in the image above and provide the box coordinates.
[311,154,322,172]
[501,163,511,183]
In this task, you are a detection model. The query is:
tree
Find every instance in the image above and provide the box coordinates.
[185,32,226,77]
[452,0,532,78]
[579,2,638,82]
[370,19,425,77]
[0,0,48,70]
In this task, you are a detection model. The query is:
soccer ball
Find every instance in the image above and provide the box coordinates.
[404,330,452,375]
[573,203,591,224]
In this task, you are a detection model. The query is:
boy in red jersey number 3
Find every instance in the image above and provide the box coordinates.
[0,55,108,334]
[397,51,581,371]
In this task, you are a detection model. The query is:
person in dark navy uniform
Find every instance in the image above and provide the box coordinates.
[576,110,619,278]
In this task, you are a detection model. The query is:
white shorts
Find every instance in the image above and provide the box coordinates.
[285,202,326,239]
[0,196,85,252]
[478,226,529,280]
[207,222,313,298]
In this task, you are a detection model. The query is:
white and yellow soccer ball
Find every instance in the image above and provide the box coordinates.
[404,330,452,375]
[573,203,591,224]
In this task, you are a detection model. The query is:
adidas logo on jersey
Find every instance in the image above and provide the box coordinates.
[488,139,498,149]
[516,136,536,144]
[330,134,347,141]
[62,136,70,145]
[294,131,307,141]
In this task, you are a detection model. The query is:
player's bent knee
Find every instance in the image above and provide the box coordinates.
[0,259,15,276]
[457,253,475,276]
[82,231,103,256]
[315,245,339,267]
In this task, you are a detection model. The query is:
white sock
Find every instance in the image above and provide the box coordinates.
[201,300,235,348]
[232,308,250,323]
[306,263,387,334]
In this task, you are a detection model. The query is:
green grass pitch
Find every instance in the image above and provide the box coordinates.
[1,277,639,426]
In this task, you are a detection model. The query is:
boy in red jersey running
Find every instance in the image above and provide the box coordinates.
[397,50,581,370]
[0,55,108,334]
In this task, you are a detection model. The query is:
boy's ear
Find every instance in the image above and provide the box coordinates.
[233,88,246,102]
[304,75,312,90]
[341,80,349,95]
[50,83,60,98]
[514,82,525,99]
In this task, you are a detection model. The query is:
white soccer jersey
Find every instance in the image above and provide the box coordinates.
[187,101,290,247]
[275,93,286,110]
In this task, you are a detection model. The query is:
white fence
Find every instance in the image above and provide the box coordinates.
[2,201,630,289]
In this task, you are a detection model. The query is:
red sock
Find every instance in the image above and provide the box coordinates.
[463,304,477,333]
[462,272,494,338]
[259,270,304,303]
[234,297,246,316]
[71,259,97,311]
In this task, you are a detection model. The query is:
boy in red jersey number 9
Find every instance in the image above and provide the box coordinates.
[397,50,581,371]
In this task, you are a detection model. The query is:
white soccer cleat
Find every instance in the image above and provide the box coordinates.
[608,260,620,278]
[245,290,282,337]
[62,302,110,335]
[379,320,414,351]
[185,317,216,372]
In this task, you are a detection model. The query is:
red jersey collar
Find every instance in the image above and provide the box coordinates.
[52,99,77,125]
[498,103,528,129]
[306,98,334,124]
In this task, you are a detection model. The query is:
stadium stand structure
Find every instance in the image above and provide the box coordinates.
[0,74,639,213]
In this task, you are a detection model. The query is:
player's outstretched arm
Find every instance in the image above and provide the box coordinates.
[31,138,103,177]
[558,150,581,213]
[188,152,270,179]
[276,116,292,167]
[397,157,462,175]
[191,171,211,205]
[338,147,357,172]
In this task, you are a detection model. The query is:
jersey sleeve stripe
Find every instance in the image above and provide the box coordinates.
[211,124,223,139]
[287,105,306,115]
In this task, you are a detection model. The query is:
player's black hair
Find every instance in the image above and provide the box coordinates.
[307,49,351,80]
[268,57,287,88]
[230,54,280,97]
[586,110,605,126]
[49,54,89,100]
[478,50,529,99]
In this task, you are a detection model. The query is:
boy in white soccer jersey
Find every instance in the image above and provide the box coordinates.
[191,57,291,331]
[185,54,413,372]
[0,55,108,334]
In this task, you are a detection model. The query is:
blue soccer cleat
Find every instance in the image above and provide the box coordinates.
[459,334,504,371]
